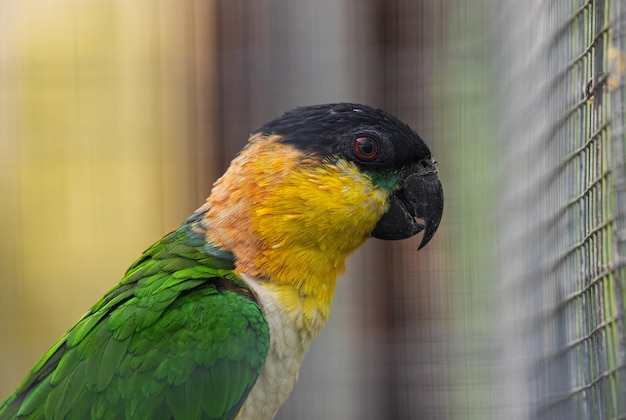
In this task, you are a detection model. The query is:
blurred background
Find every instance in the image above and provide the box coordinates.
[0,0,624,419]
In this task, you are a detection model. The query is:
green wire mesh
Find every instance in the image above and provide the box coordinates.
[498,0,625,418]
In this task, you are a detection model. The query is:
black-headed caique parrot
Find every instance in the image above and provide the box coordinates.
[0,103,443,419]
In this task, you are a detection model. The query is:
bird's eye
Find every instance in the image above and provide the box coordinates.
[354,137,379,160]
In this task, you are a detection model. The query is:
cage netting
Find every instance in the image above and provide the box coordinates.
[497,0,626,418]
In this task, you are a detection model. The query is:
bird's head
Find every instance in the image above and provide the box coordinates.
[204,103,443,306]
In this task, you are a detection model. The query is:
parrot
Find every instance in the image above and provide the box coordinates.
[0,102,443,419]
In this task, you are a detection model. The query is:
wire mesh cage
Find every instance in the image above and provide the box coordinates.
[497,0,626,418]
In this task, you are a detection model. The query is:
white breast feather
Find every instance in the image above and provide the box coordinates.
[236,274,317,419]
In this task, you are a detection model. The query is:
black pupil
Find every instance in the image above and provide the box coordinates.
[357,137,376,157]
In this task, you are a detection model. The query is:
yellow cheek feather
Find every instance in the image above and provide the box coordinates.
[204,134,390,330]
[254,158,387,283]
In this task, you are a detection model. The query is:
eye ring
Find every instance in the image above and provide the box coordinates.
[354,137,379,160]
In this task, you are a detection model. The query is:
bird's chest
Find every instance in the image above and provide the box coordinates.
[236,275,328,419]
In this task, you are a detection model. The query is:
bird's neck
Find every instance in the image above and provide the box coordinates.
[202,134,389,332]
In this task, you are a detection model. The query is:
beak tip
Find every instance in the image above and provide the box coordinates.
[417,228,436,250]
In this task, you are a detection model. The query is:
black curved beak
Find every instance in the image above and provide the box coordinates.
[371,158,443,249]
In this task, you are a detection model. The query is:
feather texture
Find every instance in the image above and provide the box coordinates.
[0,211,270,420]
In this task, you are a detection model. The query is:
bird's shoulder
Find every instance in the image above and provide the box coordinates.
[0,211,270,419]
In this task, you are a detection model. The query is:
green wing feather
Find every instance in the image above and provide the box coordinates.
[0,211,270,420]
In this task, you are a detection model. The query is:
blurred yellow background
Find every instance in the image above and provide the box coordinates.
[0,0,220,398]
